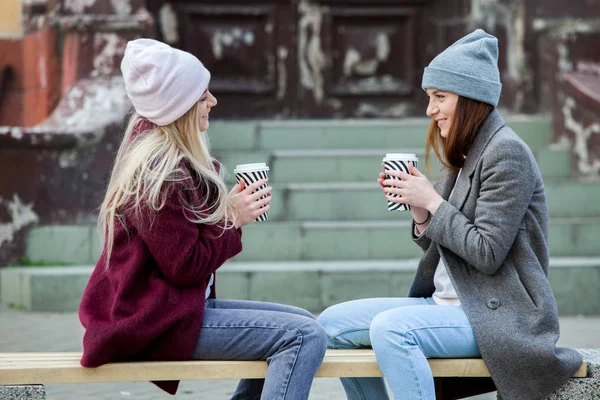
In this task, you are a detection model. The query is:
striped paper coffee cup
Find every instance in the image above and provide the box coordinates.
[383,153,418,211]
[233,163,270,222]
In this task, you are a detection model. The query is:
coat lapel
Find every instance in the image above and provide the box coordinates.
[446,109,506,211]
[436,169,458,201]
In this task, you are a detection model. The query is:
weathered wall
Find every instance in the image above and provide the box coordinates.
[0,0,151,264]
[0,0,60,127]
[0,0,599,265]
[0,0,23,39]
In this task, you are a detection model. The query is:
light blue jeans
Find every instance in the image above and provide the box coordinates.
[190,299,327,400]
[317,297,481,400]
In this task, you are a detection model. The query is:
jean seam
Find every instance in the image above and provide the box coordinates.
[403,325,473,333]
[405,336,426,399]
[279,327,303,400]
[348,377,367,400]
[202,324,304,330]
[329,325,371,348]
[399,325,476,399]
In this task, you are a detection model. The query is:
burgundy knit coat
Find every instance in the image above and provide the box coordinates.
[79,123,242,394]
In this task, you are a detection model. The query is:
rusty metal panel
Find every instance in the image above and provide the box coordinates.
[325,7,416,97]
[162,1,296,119]
[528,0,600,18]
[175,4,276,95]
[299,1,431,118]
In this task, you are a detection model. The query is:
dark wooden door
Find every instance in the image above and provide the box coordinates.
[148,0,448,119]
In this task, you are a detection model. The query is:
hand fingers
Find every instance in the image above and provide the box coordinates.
[251,196,271,210]
[251,203,271,219]
[230,180,245,195]
[383,186,403,196]
[409,165,423,177]
[385,169,412,180]
[243,178,268,194]
[250,186,272,202]
[382,178,405,188]
[397,171,411,180]
[385,193,406,204]
[385,169,401,178]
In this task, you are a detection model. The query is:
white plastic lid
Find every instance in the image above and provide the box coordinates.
[234,162,270,173]
[382,153,418,162]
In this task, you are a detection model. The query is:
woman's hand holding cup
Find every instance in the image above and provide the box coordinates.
[380,164,443,215]
[229,179,272,228]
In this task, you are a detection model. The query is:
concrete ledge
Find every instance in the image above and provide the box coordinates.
[0,267,92,312]
[1,259,600,314]
[544,349,599,399]
[497,349,600,399]
[0,385,45,400]
[25,218,600,266]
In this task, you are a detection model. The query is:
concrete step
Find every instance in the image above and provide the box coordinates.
[24,218,600,266]
[260,182,600,221]
[234,219,600,261]
[208,116,552,151]
[2,258,599,315]
[214,147,572,183]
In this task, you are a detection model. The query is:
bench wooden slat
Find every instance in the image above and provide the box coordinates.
[0,350,587,385]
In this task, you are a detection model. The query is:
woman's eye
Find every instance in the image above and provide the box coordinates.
[200,97,207,102]
[436,94,445,99]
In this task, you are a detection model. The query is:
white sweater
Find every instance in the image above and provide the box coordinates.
[417,169,462,306]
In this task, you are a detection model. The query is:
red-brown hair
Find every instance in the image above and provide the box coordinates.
[425,96,493,173]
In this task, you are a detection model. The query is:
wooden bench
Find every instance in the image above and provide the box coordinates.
[0,350,591,399]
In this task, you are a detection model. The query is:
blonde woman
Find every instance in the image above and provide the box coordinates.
[79,39,327,399]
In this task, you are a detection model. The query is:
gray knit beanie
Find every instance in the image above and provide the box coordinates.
[422,29,502,107]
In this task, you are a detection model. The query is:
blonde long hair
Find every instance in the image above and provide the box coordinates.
[98,102,235,268]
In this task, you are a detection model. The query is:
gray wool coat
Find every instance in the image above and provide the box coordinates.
[410,109,583,400]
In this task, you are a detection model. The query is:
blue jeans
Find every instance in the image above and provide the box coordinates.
[190,299,327,400]
[317,297,481,400]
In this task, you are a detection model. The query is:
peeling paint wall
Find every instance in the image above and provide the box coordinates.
[562,96,600,176]
[110,0,132,15]
[64,0,97,14]
[0,195,39,248]
[91,33,126,77]
[277,46,288,100]
[211,28,255,60]
[343,32,390,78]
[355,102,409,118]
[159,3,179,44]
[298,0,327,104]
[38,76,130,133]
[470,0,527,111]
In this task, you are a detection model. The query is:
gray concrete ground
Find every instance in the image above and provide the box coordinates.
[1,304,599,400]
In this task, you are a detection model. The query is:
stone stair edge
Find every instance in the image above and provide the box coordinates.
[26,216,600,231]
[209,115,550,128]
[3,257,600,275]
[218,147,569,158]
[278,181,600,190]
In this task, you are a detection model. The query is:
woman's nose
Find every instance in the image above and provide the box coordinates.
[208,92,218,107]
[426,102,438,117]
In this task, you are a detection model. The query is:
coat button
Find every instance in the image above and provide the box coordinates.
[487,298,500,310]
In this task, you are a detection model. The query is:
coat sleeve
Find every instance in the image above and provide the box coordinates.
[412,221,432,251]
[425,138,536,275]
[412,178,444,251]
[130,183,243,287]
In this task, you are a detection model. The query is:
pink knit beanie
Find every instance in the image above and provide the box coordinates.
[120,39,211,126]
